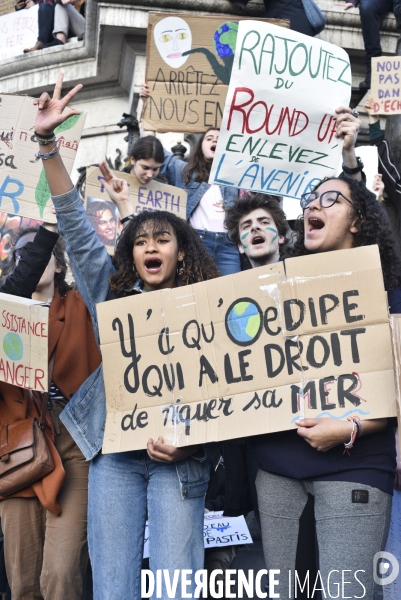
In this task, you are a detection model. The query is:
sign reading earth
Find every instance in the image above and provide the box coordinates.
[225,298,263,346]
[3,332,24,361]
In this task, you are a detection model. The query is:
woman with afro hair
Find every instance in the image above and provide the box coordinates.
[31,75,220,600]
[253,173,401,600]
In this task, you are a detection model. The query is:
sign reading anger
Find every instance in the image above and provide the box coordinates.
[0,293,49,392]
[97,246,397,453]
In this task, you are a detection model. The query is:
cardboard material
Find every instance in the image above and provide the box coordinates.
[85,167,187,220]
[0,293,48,391]
[209,20,352,211]
[0,4,38,58]
[97,245,397,453]
[0,94,85,223]
[84,166,188,253]
[141,12,289,133]
[371,57,401,115]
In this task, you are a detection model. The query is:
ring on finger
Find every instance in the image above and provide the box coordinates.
[351,108,359,118]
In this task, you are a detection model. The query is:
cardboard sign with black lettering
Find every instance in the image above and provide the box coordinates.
[0,293,48,391]
[97,245,397,453]
[141,12,289,133]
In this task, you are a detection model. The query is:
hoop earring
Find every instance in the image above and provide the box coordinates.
[177,260,185,277]
[133,263,139,277]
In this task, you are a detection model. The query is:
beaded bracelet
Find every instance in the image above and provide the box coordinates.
[30,146,59,163]
[36,135,56,146]
[343,420,358,454]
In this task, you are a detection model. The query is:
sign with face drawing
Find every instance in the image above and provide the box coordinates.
[141,12,289,133]
[97,245,398,453]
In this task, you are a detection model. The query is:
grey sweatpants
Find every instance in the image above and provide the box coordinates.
[53,3,85,38]
[256,470,392,599]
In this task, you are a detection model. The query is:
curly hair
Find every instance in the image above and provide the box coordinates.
[110,211,221,295]
[290,175,401,291]
[182,128,219,186]
[225,193,288,246]
[0,226,72,297]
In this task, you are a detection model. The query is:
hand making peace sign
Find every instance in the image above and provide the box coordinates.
[34,73,83,136]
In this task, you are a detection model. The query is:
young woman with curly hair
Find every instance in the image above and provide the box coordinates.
[0,225,101,600]
[141,84,240,276]
[253,174,401,600]
[32,75,221,600]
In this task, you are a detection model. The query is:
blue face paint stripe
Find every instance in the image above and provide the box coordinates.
[265,226,278,242]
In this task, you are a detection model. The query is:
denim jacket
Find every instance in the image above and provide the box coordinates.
[161,150,238,219]
[54,187,214,498]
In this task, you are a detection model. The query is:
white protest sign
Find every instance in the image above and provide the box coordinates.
[210,21,352,215]
[143,511,252,558]
[0,5,38,61]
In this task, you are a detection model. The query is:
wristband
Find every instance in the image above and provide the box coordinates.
[36,135,56,146]
[30,146,59,163]
[34,130,55,139]
[342,156,364,175]
[121,214,135,224]
[343,420,357,454]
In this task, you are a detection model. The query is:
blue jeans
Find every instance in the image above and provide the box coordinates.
[195,230,241,276]
[88,451,206,600]
[37,2,55,43]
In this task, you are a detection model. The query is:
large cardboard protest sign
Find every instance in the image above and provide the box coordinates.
[0,94,85,223]
[97,245,397,453]
[209,20,352,210]
[0,5,38,59]
[141,13,289,133]
[0,293,48,391]
[371,57,401,115]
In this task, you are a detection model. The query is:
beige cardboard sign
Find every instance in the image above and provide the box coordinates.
[371,57,401,115]
[0,94,85,223]
[85,166,188,253]
[141,12,289,133]
[97,245,397,453]
[0,293,49,391]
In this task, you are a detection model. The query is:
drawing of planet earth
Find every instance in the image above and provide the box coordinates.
[3,332,23,361]
[225,299,262,346]
[214,21,239,58]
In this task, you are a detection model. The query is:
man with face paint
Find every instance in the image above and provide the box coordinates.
[225,193,287,268]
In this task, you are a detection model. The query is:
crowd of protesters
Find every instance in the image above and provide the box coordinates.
[0,1,401,598]
[14,0,85,53]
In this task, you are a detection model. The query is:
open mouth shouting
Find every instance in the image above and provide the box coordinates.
[251,234,266,247]
[145,257,162,274]
[308,216,325,233]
